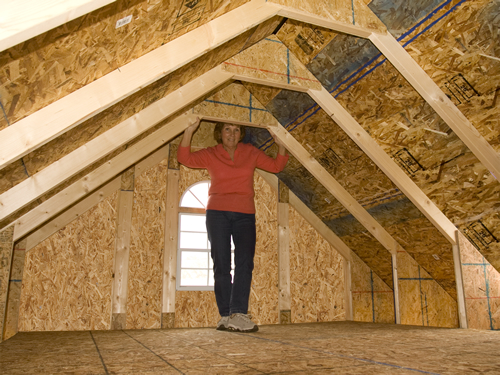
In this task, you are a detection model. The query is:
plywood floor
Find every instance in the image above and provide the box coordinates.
[1,321,499,374]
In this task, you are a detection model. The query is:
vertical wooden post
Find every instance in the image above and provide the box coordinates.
[343,258,353,321]
[392,253,401,324]
[162,159,179,329]
[2,237,26,341]
[110,168,135,330]
[0,226,15,342]
[453,230,468,329]
[278,181,291,324]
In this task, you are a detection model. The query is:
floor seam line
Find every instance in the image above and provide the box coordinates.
[89,331,109,375]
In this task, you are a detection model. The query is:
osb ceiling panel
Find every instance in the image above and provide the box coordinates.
[276,0,500,270]
[0,0,251,131]
[0,17,283,230]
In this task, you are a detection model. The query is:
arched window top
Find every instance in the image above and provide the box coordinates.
[180,180,210,209]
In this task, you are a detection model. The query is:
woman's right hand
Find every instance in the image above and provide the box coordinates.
[186,117,201,133]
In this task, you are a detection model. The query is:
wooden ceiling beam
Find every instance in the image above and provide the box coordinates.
[0,67,233,223]
[0,0,278,171]
[370,32,500,181]
[268,124,402,256]
[309,87,458,245]
[12,113,196,241]
[0,0,116,52]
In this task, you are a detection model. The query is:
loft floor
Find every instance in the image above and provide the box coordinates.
[1,321,499,374]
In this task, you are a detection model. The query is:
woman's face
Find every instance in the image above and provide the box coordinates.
[221,124,241,149]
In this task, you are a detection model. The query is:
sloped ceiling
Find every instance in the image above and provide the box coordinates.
[0,0,499,301]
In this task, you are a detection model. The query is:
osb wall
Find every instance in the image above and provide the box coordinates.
[288,205,345,323]
[459,232,500,330]
[126,159,168,329]
[351,252,394,324]
[18,191,118,331]
[397,251,458,328]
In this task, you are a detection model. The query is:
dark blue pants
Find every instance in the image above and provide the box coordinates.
[206,209,256,316]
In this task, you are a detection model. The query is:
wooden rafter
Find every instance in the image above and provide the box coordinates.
[1,67,232,224]
[267,125,402,256]
[12,114,196,241]
[369,32,500,181]
[309,87,459,245]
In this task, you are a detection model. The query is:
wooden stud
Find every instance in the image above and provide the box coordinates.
[2,238,26,341]
[369,32,500,181]
[0,67,232,222]
[343,258,353,321]
[278,182,291,324]
[0,0,275,170]
[13,113,197,241]
[0,226,14,342]
[309,87,459,245]
[110,168,135,330]
[268,125,401,256]
[1,0,115,52]
[452,230,468,329]
[162,167,179,329]
[392,253,401,324]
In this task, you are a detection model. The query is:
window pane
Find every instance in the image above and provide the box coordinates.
[180,191,204,208]
[181,269,208,286]
[180,232,208,249]
[180,214,206,232]
[181,251,208,269]
[208,270,214,286]
[190,183,209,208]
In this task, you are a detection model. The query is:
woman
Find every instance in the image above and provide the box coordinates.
[177,118,288,332]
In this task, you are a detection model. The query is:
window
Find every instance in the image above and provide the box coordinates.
[177,181,234,291]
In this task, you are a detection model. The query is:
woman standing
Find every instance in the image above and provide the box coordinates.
[177,118,288,332]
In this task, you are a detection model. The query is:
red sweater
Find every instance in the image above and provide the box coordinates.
[177,143,289,214]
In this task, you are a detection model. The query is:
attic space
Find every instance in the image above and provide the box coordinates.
[1,0,500,373]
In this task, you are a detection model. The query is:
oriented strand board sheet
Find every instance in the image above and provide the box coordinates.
[126,160,168,329]
[397,251,458,328]
[276,20,338,66]
[269,0,386,32]
[459,232,500,330]
[222,36,322,90]
[0,0,250,131]
[18,191,117,331]
[351,252,394,324]
[289,205,345,323]
[251,172,279,325]
[192,82,278,126]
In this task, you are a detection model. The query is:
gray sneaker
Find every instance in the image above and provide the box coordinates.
[216,316,230,330]
[228,313,258,332]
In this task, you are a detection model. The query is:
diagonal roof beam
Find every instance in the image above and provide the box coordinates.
[0,66,233,224]
[12,113,197,241]
[0,0,280,170]
[309,87,459,245]
[0,0,384,171]
[369,32,500,181]
[268,124,402,256]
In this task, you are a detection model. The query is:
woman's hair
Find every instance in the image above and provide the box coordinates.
[213,122,246,144]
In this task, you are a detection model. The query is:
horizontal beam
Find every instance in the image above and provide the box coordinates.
[268,125,400,255]
[369,32,500,181]
[0,0,277,170]
[0,0,116,52]
[197,115,277,129]
[0,67,232,222]
[309,87,458,245]
[13,114,195,241]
